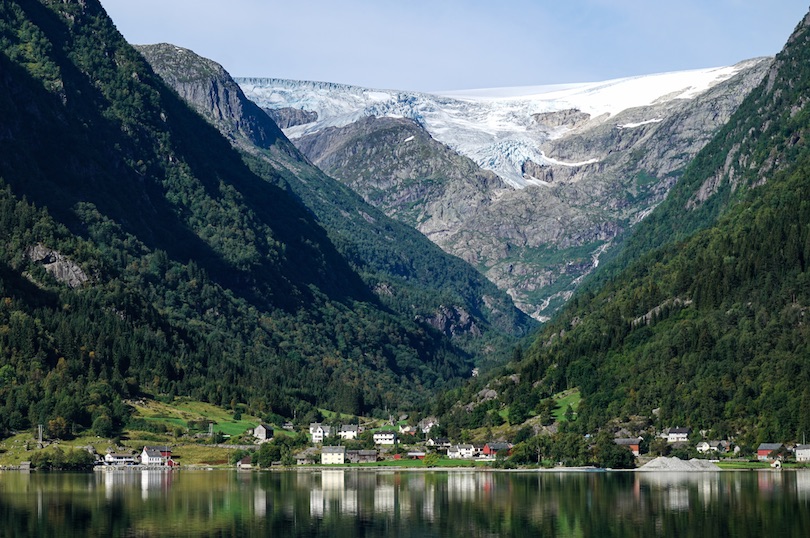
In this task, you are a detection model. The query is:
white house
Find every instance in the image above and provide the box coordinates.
[697,440,728,454]
[309,423,332,444]
[447,444,475,459]
[321,446,346,465]
[338,425,359,440]
[140,447,165,466]
[104,452,137,465]
[254,423,273,442]
[373,431,397,445]
[795,444,810,462]
[667,427,691,443]
[426,438,451,448]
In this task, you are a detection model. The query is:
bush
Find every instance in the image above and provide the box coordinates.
[31,447,95,470]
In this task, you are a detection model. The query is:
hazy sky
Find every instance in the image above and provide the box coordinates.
[99,0,808,92]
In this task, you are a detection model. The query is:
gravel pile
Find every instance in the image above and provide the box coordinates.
[638,457,720,471]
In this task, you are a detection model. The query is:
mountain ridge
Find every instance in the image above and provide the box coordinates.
[240,61,771,319]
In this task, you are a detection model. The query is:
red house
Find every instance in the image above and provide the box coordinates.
[614,438,641,457]
[757,443,784,461]
[483,442,512,456]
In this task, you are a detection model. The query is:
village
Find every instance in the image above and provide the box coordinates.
[84,419,810,470]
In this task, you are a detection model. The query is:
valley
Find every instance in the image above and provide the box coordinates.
[1,0,810,476]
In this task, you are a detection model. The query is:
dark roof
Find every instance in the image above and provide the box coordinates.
[668,427,691,434]
[758,443,784,451]
[614,438,640,446]
[322,446,345,454]
[486,442,511,450]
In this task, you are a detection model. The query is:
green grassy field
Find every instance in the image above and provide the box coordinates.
[552,389,581,422]
[130,398,262,437]
[714,460,803,470]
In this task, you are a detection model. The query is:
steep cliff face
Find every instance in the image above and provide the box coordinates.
[265,107,318,129]
[25,244,89,289]
[258,59,770,319]
[135,43,298,159]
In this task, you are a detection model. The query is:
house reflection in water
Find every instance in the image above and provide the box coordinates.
[140,469,171,501]
[795,471,810,502]
[446,472,478,501]
[310,470,358,517]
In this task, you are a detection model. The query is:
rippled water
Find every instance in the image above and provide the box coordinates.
[0,468,808,537]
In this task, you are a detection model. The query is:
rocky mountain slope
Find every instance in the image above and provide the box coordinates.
[451,9,810,445]
[239,61,771,319]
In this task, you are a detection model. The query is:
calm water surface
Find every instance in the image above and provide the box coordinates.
[0,468,809,537]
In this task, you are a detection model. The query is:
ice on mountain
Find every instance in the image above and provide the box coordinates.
[237,63,749,189]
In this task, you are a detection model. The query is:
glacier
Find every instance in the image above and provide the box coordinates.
[237,62,754,188]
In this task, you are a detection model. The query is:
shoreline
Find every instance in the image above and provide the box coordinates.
[79,463,802,474]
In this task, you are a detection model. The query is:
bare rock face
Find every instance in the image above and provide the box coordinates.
[264,107,318,129]
[26,244,88,288]
[532,109,591,130]
[295,115,503,232]
[135,44,298,159]
[419,305,481,338]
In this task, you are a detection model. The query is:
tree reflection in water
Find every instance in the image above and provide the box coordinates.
[0,469,808,536]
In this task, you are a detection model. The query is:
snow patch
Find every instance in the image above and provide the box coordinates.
[618,119,664,129]
[403,135,415,143]
[540,151,600,168]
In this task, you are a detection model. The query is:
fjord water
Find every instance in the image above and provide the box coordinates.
[0,469,808,537]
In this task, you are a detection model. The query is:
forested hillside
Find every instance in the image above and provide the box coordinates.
[0,0,501,438]
[134,43,534,365]
[462,10,810,446]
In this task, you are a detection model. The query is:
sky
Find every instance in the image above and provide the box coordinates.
[99,0,809,92]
